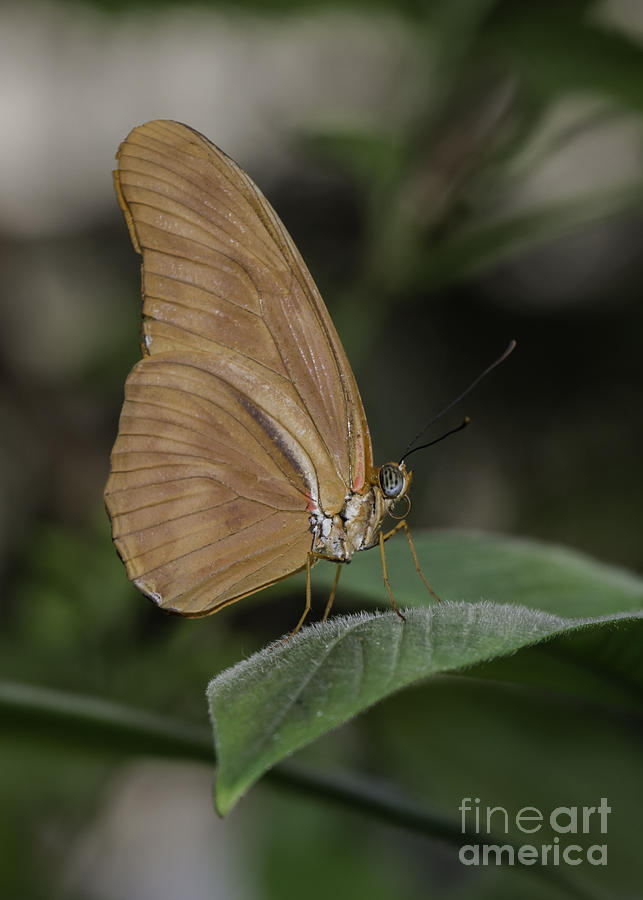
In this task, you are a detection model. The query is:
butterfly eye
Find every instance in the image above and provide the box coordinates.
[378,464,406,499]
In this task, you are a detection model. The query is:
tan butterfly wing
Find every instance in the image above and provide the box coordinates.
[105,120,373,616]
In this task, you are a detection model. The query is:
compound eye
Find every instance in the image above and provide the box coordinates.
[378,463,405,499]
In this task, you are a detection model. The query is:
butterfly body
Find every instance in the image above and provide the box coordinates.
[310,462,411,563]
[105,120,418,623]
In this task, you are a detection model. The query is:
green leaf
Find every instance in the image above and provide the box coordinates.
[312,530,643,616]
[208,530,643,815]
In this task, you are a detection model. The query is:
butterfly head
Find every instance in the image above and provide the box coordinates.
[376,462,412,501]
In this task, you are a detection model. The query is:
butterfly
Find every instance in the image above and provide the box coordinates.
[104,120,456,634]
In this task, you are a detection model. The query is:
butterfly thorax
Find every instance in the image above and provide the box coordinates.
[309,487,387,562]
[309,463,412,563]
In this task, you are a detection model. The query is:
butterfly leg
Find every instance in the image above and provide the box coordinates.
[289,553,315,639]
[382,520,441,602]
[322,563,342,622]
[378,531,406,622]
[381,519,407,542]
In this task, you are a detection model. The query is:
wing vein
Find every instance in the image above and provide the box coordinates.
[117,496,274,543]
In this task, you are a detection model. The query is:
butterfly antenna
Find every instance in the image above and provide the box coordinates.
[401,417,471,464]
[398,340,516,465]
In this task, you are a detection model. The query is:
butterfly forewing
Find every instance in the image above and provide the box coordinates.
[105,120,373,616]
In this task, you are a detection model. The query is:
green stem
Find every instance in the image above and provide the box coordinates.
[0,679,213,760]
[1,680,604,900]
[267,764,604,900]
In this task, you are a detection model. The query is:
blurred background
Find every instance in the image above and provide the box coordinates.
[1,0,641,898]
